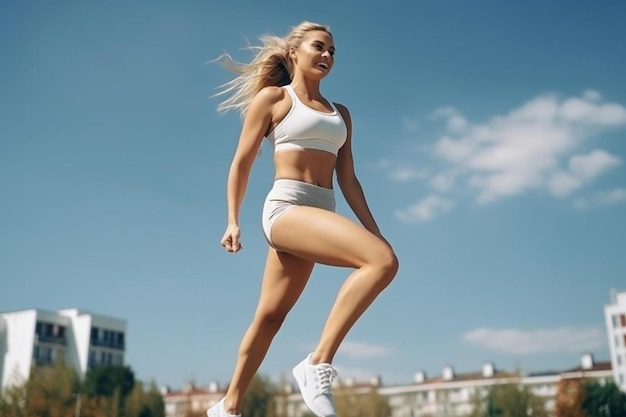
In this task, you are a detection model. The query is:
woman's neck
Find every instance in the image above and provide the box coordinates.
[290,77,323,99]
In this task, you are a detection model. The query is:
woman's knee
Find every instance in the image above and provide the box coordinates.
[253,310,288,335]
[370,245,399,286]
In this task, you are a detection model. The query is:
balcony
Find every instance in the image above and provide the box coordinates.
[33,356,54,366]
[90,338,125,350]
[35,334,67,345]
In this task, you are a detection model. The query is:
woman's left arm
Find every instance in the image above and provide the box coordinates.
[335,103,383,238]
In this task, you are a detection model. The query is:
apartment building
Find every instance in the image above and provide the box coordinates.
[605,289,626,392]
[162,382,223,417]
[0,308,126,388]
[163,354,611,417]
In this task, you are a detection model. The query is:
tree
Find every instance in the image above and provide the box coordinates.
[334,387,391,417]
[23,361,80,417]
[242,374,276,417]
[0,378,28,417]
[0,363,162,417]
[143,381,165,417]
[478,384,548,417]
[126,381,165,417]
[582,380,626,417]
[554,378,586,417]
[84,365,136,399]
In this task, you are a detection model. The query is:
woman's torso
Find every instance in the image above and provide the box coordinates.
[266,85,347,189]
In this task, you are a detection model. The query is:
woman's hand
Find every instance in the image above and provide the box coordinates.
[221,223,243,253]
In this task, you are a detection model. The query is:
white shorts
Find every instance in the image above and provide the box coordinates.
[262,179,336,249]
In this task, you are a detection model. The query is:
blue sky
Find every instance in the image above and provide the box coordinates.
[2,1,625,390]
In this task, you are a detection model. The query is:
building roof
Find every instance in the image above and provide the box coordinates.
[163,385,225,398]
[562,361,612,374]
[420,370,518,385]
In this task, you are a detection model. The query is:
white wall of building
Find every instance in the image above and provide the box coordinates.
[605,289,626,391]
[59,309,94,374]
[0,310,37,387]
[0,308,127,389]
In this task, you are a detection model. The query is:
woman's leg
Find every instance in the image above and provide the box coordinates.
[222,248,315,414]
[270,206,399,365]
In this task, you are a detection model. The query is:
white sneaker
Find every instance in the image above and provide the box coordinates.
[206,398,241,417]
[292,353,338,417]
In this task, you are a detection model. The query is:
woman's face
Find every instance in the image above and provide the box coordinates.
[292,30,335,79]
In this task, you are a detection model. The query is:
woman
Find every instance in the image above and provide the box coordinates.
[208,21,399,417]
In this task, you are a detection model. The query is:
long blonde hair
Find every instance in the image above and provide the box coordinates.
[214,21,332,116]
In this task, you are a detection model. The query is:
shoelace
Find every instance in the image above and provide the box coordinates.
[316,364,338,394]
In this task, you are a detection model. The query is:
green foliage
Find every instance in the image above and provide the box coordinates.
[582,380,626,417]
[24,362,80,417]
[125,381,165,417]
[84,365,136,399]
[334,387,391,417]
[0,363,163,417]
[242,374,277,417]
[469,383,548,417]
[0,380,28,417]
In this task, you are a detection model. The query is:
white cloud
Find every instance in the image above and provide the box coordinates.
[333,366,381,382]
[462,325,605,354]
[338,341,391,359]
[547,172,583,197]
[416,92,626,204]
[583,89,602,102]
[568,150,621,180]
[433,107,468,133]
[574,188,626,209]
[390,167,428,182]
[395,195,455,222]
[430,172,457,192]
[548,150,622,196]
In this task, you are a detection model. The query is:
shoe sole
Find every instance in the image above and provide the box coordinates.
[292,363,330,417]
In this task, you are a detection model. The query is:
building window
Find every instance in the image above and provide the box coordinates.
[91,327,99,343]
[34,322,67,345]
[33,346,53,365]
[621,314,626,327]
[90,328,124,349]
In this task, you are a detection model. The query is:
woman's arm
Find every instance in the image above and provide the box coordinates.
[221,87,281,252]
[334,103,383,238]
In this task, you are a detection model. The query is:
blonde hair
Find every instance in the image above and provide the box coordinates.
[214,21,332,116]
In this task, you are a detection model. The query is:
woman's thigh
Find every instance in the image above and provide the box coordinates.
[270,206,393,268]
[254,248,315,318]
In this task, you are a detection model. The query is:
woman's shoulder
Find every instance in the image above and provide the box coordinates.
[247,85,290,116]
[333,101,351,121]
[255,85,288,104]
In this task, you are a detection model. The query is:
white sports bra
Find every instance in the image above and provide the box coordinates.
[266,85,347,156]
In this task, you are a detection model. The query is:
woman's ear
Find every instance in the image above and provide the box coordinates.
[288,47,297,61]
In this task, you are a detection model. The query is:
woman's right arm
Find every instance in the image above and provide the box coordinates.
[220,87,281,253]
